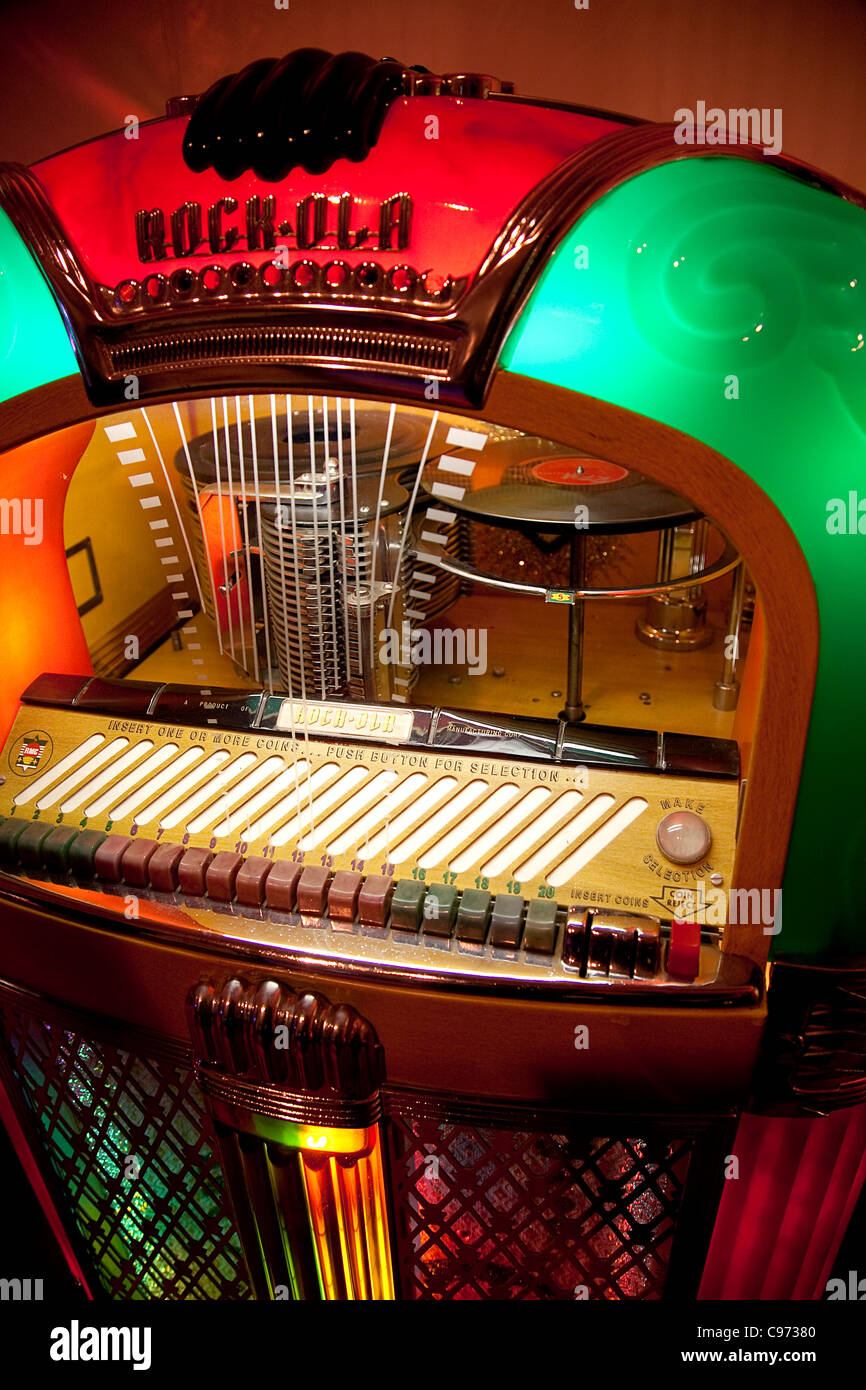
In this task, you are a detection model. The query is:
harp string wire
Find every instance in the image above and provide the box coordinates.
[248,393,274,694]
[349,398,363,687]
[335,397,352,688]
[306,394,327,696]
[211,396,235,662]
[321,396,341,695]
[153,396,456,855]
[385,409,440,637]
[284,393,315,839]
[234,394,260,685]
[221,398,238,664]
[367,403,396,683]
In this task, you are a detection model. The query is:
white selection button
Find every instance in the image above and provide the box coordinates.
[656,810,712,864]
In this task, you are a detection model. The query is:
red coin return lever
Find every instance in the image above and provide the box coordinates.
[668,920,702,978]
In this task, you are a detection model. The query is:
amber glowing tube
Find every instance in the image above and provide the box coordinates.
[267,1148,321,1301]
[334,1157,370,1299]
[296,1124,395,1300]
[301,1152,345,1299]
[360,1137,396,1300]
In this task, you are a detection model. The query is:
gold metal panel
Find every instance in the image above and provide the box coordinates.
[1,705,737,921]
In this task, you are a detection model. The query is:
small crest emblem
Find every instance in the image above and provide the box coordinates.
[11,732,51,776]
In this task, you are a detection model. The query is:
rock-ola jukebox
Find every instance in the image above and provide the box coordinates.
[0,49,863,1302]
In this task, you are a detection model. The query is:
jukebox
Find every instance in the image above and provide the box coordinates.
[0,50,863,1301]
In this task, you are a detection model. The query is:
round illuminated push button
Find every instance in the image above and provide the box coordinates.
[656,810,712,864]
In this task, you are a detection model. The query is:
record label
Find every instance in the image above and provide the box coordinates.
[530,457,629,486]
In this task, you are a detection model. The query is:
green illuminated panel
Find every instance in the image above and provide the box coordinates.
[0,207,79,402]
[502,157,866,956]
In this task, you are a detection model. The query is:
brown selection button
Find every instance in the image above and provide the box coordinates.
[94,834,134,883]
[265,860,303,911]
[358,873,394,927]
[121,837,160,888]
[328,870,362,921]
[235,856,273,907]
[177,846,214,895]
[148,842,184,892]
[206,851,244,902]
[296,865,330,917]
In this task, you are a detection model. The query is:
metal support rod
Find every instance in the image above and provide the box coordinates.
[689,519,709,591]
[656,526,674,584]
[714,560,746,711]
[563,533,586,723]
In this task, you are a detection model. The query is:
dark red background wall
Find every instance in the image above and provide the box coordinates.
[0,0,864,190]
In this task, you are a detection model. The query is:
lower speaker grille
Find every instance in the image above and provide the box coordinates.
[0,988,708,1301]
[387,1116,693,1300]
[0,1007,251,1301]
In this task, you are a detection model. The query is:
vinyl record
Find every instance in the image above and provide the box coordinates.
[177,405,426,487]
[423,445,700,533]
